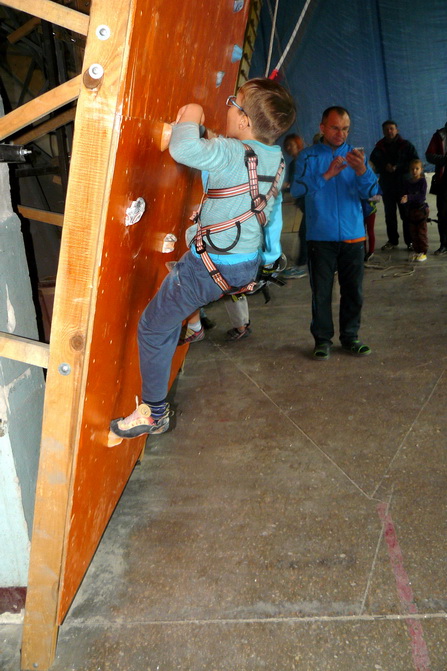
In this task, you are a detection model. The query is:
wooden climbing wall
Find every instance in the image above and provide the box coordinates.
[16,0,250,668]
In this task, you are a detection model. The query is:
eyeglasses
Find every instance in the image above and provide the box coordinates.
[226,95,250,125]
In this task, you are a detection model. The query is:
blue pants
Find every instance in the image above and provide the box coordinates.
[138,251,259,403]
[307,240,364,346]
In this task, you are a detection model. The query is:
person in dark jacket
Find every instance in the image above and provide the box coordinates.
[425,122,447,255]
[370,120,418,250]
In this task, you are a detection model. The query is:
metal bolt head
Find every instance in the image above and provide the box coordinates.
[58,363,71,376]
[96,24,111,40]
[88,64,104,80]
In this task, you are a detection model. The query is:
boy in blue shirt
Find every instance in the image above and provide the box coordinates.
[111,78,296,438]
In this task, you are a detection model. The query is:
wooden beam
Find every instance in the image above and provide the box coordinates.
[0,332,49,368]
[7,16,41,43]
[0,75,81,141]
[12,107,76,146]
[17,205,63,227]
[0,0,90,36]
[21,2,133,665]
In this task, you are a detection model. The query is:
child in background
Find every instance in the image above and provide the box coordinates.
[362,194,381,262]
[110,78,296,438]
[400,159,429,262]
[178,297,250,344]
[281,133,307,279]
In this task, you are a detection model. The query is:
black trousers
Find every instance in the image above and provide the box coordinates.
[436,190,447,247]
[382,189,410,246]
[296,214,308,266]
[307,240,364,346]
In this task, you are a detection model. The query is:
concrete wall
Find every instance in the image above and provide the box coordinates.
[0,135,45,587]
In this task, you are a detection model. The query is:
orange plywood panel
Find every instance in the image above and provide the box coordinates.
[21,1,136,665]
[21,0,249,666]
[57,0,250,621]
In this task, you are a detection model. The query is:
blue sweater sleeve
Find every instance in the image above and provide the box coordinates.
[169,122,232,172]
[291,150,378,200]
[290,151,327,197]
[355,162,380,199]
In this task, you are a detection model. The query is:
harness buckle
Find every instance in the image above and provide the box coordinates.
[244,148,258,167]
[251,194,267,213]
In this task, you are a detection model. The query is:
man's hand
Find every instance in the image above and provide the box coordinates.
[400,195,408,204]
[385,162,396,173]
[175,104,205,125]
[323,156,347,180]
[346,148,367,176]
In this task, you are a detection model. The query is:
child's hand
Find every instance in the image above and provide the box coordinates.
[400,195,408,203]
[175,104,205,125]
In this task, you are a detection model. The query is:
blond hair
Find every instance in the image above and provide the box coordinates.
[238,78,296,145]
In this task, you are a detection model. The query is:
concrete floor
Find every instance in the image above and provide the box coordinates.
[2,201,447,670]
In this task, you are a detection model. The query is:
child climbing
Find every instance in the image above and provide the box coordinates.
[110,78,296,438]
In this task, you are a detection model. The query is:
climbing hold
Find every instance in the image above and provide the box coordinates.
[162,234,177,253]
[125,197,146,227]
[231,45,243,63]
[107,430,123,447]
[150,121,173,151]
[216,71,225,87]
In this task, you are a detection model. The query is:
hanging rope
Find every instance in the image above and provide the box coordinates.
[265,0,280,77]
[269,0,314,80]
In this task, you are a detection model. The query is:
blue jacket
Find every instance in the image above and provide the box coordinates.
[291,141,379,241]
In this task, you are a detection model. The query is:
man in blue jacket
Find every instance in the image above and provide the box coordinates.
[291,106,379,360]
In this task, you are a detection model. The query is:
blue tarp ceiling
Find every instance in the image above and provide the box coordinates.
[249,0,447,162]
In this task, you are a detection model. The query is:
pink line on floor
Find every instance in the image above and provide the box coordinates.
[377,502,431,671]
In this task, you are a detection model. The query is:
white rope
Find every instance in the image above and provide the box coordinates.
[271,0,314,75]
[265,0,280,77]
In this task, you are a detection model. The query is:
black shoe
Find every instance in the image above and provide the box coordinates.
[341,340,371,356]
[201,315,216,330]
[434,246,447,256]
[313,342,332,360]
[381,241,398,251]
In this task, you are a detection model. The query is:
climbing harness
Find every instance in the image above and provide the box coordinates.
[192,143,284,295]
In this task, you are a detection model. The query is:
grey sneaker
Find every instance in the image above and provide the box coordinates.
[226,324,251,341]
[178,326,205,345]
[280,265,307,279]
[110,402,170,438]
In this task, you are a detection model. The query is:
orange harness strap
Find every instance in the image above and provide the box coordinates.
[193,144,284,295]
